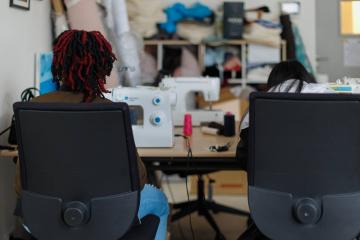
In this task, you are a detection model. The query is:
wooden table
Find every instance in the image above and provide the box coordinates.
[138,126,238,159]
[0,126,244,172]
[139,126,249,224]
[139,126,244,174]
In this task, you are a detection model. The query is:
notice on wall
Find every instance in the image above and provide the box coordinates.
[344,38,360,67]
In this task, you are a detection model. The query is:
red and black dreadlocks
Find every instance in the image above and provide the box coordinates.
[52,30,116,102]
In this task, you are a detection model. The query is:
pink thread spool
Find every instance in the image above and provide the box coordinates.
[183,113,193,137]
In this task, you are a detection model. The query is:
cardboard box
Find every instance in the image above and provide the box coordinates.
[190,171,248,196]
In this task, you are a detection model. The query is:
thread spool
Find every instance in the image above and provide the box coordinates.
[201,127,219,136]
[183,113,193,137]
[223,112,235,137]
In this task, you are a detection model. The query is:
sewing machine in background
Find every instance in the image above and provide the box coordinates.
[104,86,175,148]
[160,77,224,126]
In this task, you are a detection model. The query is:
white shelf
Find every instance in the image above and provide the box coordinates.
[228,78,268,85]
[144,40,286,87]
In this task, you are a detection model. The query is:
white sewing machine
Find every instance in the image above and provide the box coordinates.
[160,77,224,126]
[104,86,175,148]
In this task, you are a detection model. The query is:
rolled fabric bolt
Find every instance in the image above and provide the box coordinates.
[201,127,219,136]
[65,0,119,87]
[224,112,235,137]
[52,0,65,15]
[183,113,193,137]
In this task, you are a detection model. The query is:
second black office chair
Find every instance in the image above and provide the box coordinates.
[14,102,159,240]
[240,93,360,240]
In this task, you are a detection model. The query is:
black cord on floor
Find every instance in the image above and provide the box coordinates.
[175,134,196,240]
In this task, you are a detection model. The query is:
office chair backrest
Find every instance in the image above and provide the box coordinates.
[248,93,360,240]
[14,102,140,240]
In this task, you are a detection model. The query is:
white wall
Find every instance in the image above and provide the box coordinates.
[316,0,360,81]
[165,0,317,70]
[0,1,52,239]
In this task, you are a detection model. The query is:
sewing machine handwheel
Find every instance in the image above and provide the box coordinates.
[150,112,166,126]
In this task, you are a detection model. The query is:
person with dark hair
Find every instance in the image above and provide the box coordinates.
[237,60,317,240]
[239,60,316,144]
[51,30,116,102]
[12,30,169,240]
[267,60,316,93]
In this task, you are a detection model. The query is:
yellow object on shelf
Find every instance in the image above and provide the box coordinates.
[51,0,65,16]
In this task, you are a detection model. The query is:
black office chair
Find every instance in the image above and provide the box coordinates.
[13,102,159,240]
[240,93,360,240]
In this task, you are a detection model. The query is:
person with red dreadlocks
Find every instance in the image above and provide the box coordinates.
[40,29,116,102]
[11,30,169,240]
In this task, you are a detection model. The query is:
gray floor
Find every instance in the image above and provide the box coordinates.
[162,178,249,240]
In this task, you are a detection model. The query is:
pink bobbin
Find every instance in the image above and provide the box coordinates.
[183,113,193,137]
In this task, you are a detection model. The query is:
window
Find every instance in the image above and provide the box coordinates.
[341,1,360,35]
[281,2,301,15]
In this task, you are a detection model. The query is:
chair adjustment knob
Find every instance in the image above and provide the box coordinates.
[63,201,89,227]
[294,198,321,225]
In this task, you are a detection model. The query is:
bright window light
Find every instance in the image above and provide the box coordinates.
[341,1,360,35]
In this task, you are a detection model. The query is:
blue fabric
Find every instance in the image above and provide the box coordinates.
[255,20,282,29]
[160,2,213,33]
[205,47,225,67]
[138,184,169,240]
[293,26,314,75]
[39,52,58,95]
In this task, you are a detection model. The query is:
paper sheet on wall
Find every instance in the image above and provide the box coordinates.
[344,38,360,67]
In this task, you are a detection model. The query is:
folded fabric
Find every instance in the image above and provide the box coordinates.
[174,47,201,77]
[126,0,166,38]
[160,2,213,34]
[243,22,282,47]
[140,51,157,84]
[224,57,242,71]
[205,47,225,67]
[255,19,282,29]
[177,22,215,44]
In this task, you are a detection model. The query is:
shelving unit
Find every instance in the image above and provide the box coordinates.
[144,40,205,72]
[143,39,287,87]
